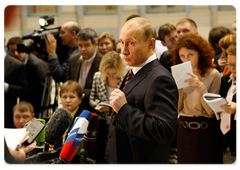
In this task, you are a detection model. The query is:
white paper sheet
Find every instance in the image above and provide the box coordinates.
[171,61,193,89]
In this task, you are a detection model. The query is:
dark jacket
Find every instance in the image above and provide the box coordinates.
[219,73,236,154]
[105,59,179,163]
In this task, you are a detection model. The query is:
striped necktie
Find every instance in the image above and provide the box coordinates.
[124,69,134,89]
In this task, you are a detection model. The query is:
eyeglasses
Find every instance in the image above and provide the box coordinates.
[225,62,236,68]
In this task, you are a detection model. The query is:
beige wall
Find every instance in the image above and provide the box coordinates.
[4,5,236,43]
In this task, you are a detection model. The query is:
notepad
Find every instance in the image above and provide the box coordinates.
[171,61,193,89]
[4,128,28,150]
[203,93,229,113]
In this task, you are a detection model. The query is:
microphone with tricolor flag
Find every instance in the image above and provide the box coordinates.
[80,113,99,163]
[56,110,92,163]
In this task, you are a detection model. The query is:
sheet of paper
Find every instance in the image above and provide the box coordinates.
[100,101,112,108]
[203,93,227,113]
[171,61,193,89]
[4,128,27,150]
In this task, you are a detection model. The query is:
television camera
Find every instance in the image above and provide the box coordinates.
[22,15,69,64]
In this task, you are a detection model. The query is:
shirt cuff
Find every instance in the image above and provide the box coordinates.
[4,82,9,93]
[48,54,58,60]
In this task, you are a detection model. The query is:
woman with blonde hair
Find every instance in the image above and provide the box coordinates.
[89,51,126,118]
[219,42,237,163]
[98,32,116,55]
[218,33,236,76]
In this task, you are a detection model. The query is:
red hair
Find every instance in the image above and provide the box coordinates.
[172,33,215,77]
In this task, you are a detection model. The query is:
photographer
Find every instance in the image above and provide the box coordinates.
[7,36,49,118]
[45,21,80,82]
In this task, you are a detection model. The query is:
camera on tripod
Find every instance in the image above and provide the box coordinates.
[22,15,69,63]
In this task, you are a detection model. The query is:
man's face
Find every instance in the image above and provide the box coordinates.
[119,24,150,67]
[59,25,73,47]
[176,22,195,39]
[8,44,26,61]
[78,39,97,60]
[163,30,177,50]
[13,110,34,128]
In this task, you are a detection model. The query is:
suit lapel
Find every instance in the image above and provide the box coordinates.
[123,59,159,96]
[75,57,82,81]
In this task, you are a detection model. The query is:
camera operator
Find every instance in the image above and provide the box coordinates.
[7,37,49,118]
[45,21,80,82]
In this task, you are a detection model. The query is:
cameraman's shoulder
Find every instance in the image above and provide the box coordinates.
[69,53,80,61]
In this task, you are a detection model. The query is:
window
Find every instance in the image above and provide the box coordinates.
[27,5,58,16]
[218,5,236,11]
[147,5,185,13]
[84,5,118,15]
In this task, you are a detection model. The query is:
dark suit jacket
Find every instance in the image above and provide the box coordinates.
[20,53,49,117]
[105,59,179,163]
[67,51,102,111]
[4,54,27,127]
[219,73,236,153]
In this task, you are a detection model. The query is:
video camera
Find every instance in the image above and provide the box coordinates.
[22,16,69,63]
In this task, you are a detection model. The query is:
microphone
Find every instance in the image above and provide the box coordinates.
[28,119,46,156]
[57,110,92,163]
[45,108,72,145]
[82,113,99,151]
[80,113,99,163]
[24,147,61,164]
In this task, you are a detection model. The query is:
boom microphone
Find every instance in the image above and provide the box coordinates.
[45,108,72,145]
[56,110,92,163]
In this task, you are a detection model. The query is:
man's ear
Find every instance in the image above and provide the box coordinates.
[94,41,98,47]
[161,40,167,47]
[32,113,35,118]
[149,38,156,50]
[71,30,76,37]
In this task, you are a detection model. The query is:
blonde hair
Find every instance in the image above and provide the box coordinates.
[176,18,198,32]
[98,32,117,50]
[60,80,82,98]
[219,33,236,50]
[226,42,236,56]
[99,51,126,79]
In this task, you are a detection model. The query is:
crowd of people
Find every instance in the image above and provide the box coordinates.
[4,14,236,164]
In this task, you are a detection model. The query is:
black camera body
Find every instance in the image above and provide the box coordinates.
[22,16,69,64]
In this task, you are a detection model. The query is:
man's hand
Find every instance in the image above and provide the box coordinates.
[45,34,57,55]
[110,89,127,113]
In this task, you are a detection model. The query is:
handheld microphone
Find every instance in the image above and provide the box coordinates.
[45,108,72,145]
[82,113,99,151]
[28,119,45,156]
[57,110,92,163]
[35,119,45,148]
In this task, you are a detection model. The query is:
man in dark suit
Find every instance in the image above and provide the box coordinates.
[105,17,178,163]
[4,52,26,128]
[67,27,102,112]
[7,37,49,118]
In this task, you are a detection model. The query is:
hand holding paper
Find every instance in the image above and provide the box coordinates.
[171,61,193,89]
[203,93,229,113]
